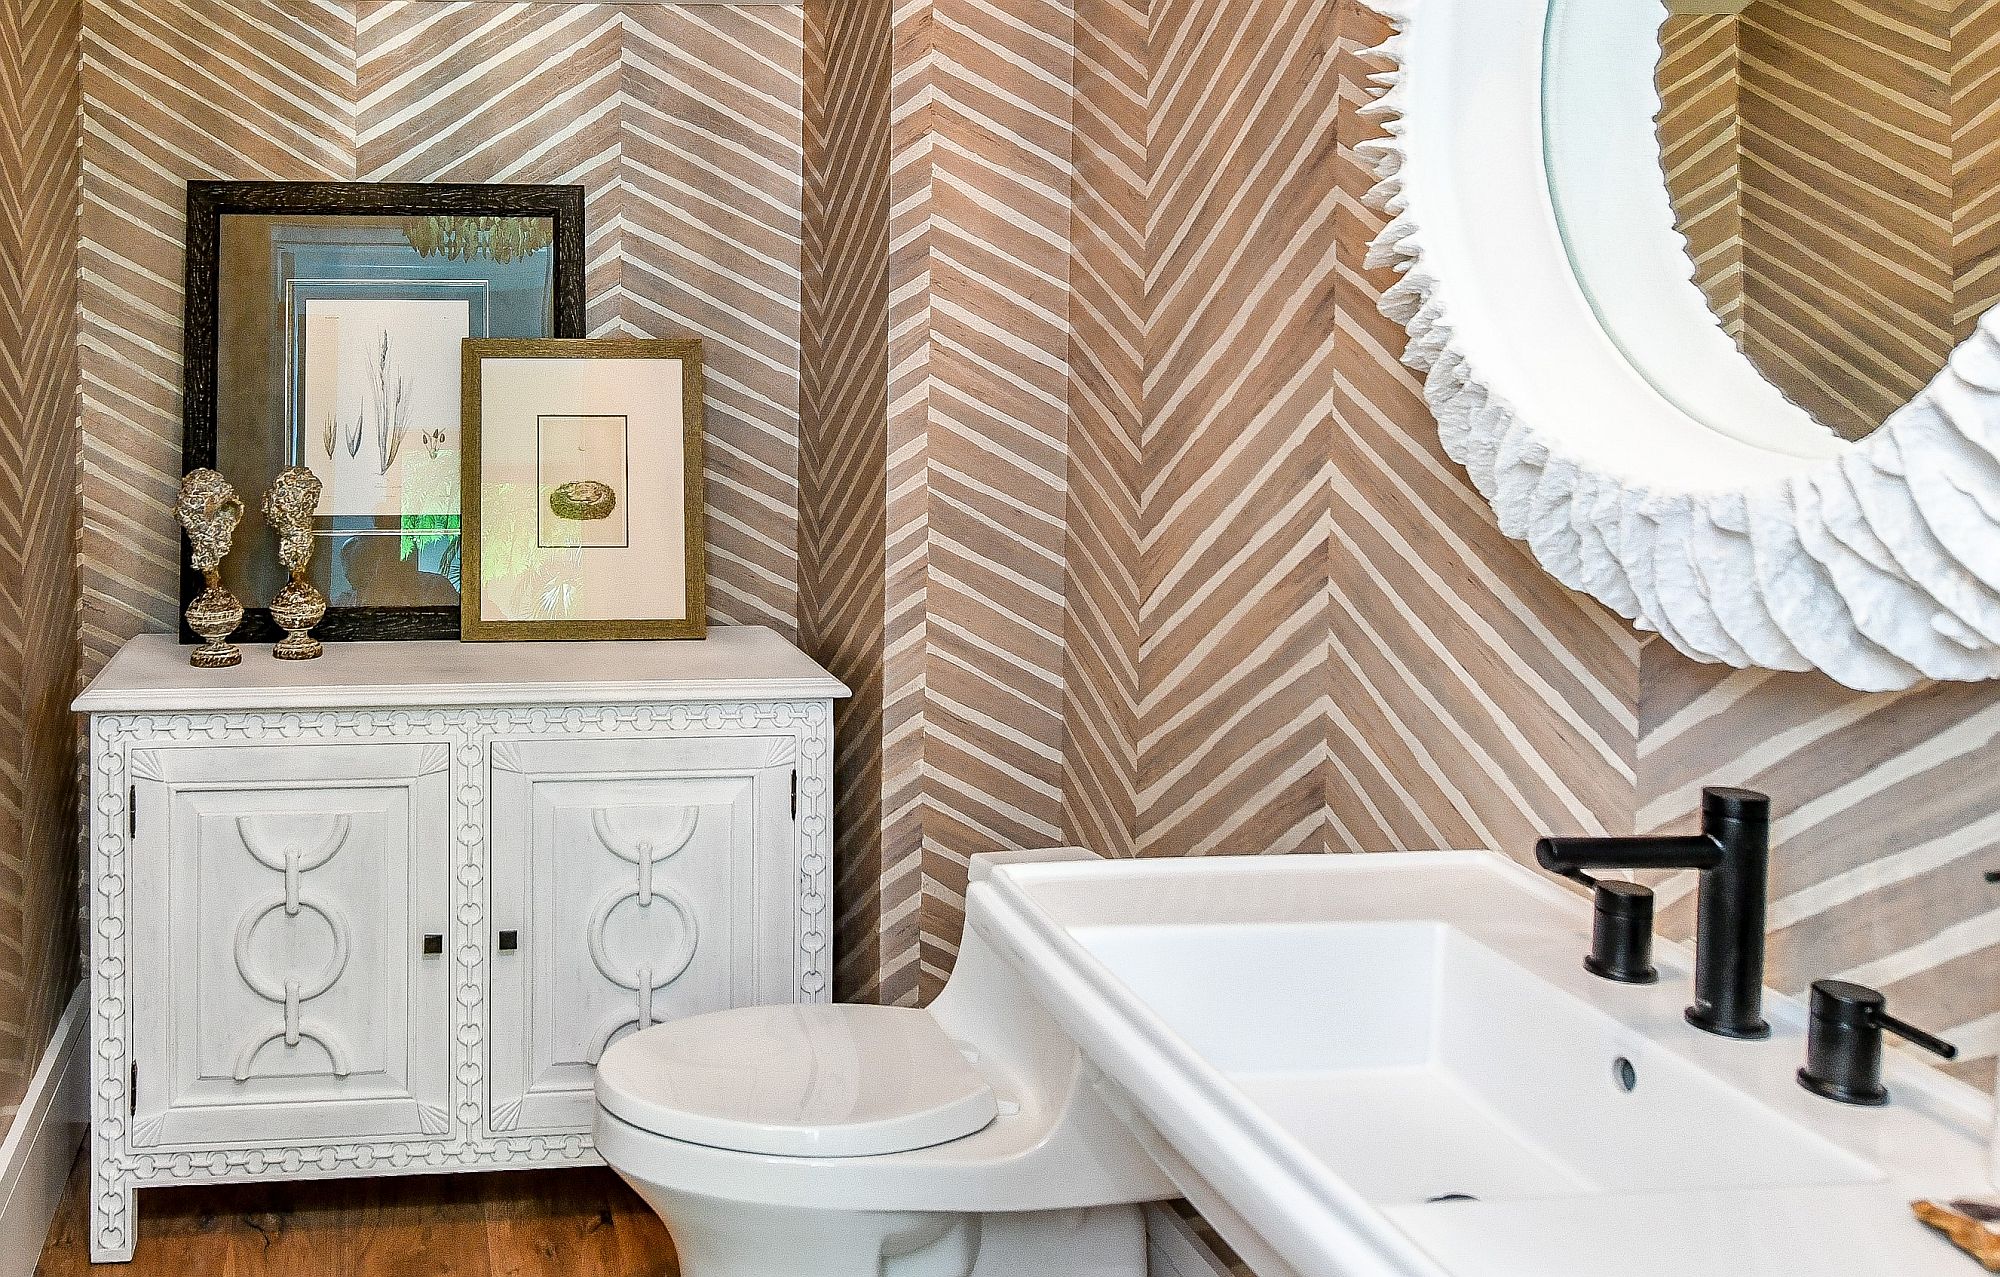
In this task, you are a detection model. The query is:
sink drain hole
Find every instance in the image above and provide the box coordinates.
[1425,1193,1479,1205]
[1612,1056,1639,1093]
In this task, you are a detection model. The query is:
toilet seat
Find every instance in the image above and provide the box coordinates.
[596,1004,999,1159]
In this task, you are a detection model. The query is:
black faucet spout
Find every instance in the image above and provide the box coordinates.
[1535,787,1773,1040]
[1536,834,1722,880]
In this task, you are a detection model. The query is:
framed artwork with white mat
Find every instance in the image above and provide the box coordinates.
[460,339,707,641]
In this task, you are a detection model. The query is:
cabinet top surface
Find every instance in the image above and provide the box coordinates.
[74,628,850,714]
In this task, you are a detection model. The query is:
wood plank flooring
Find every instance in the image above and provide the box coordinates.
[35,1153,677,1276]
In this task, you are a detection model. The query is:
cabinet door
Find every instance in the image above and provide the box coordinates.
[487,734,797,1134]
[127,740,453,1150]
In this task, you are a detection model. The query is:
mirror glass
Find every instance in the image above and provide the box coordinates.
[1543,0,1999,450]
[1654,2,2000,443]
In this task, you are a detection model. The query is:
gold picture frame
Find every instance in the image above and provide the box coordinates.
[460,338,707,641]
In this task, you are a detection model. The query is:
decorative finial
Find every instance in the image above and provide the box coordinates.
[261,466,327,660]
[176,469,246,668]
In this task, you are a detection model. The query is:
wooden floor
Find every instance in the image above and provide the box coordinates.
[35,1152,677,1276]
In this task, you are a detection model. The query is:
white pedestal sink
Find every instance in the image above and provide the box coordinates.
[970,852,1995,1277]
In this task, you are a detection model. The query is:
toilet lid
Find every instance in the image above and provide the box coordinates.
[595,1004,999,1158]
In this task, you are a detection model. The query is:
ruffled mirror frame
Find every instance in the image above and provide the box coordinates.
[1358,0,2000,691]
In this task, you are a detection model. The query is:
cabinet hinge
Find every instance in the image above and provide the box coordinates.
[790,769,798,821]
[129,1064,136,1115]
[127,786,136,840]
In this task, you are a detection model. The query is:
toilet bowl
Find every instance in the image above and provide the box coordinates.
[593,849,1174,1277]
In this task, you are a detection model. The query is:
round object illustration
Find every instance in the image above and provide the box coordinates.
[549,480,618,523]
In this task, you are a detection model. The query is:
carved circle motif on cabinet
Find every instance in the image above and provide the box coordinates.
[79,636,845,1268]
[230,815,356,1080]
[585,808,701,1060]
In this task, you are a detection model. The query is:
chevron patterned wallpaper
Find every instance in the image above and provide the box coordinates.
[1140,0,1347,862]
[0,0,81,1132]
[1954,1,2000,337]
[801,0,892,1003]
[887,0,1081,1002]
[1328,7,1643,858]
[1059,0,1146,868]
[893,0,1638,977]
[77,1,805,679]
[78,0,352,672]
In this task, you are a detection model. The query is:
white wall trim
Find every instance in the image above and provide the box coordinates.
[1148,1204,1235,1277]
[0,985,86,1277]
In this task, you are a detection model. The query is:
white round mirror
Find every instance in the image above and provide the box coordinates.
[1360,0,2000,691]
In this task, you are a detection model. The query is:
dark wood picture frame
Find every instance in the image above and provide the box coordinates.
[460,339,708,642]
[181,180,587,643]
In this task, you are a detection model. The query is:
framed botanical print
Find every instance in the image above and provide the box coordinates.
[460,339,708,641]
[182,180,586,642]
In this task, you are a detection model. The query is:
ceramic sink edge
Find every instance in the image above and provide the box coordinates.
[967,849,1995,1277]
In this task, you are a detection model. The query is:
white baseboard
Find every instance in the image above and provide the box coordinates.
[1148,1204,1235,1277]
[0,986,87,1277]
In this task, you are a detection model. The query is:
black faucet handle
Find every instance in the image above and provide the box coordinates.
[1876,1008,1959,1061]
[1585,880,1658,985]
[1798,980,1957,1106]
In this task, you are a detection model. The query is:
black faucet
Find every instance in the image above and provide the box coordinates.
[1797,979,1957,1105]
[1536,787,1772,1040]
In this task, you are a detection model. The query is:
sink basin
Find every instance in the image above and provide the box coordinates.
[971,851,1995,1277]
[1074,919,1871,1207]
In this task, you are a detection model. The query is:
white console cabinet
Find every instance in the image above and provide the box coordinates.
[74,629,847,1262]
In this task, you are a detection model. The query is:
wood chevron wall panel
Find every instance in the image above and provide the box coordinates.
[893,0,1643,999]
[801,0,892,1003]
[0,0,82,1131]
[78,2,806,681]
[1059,0,1148,863]
[351,3,628,330]
[356,2,807,635]
[48,0,2000,1104]
[881,0,939,1007]
[889,0,1077,999]
[1329,1,1641,861]
[78,0,356,676]
[617,4,803,635]
[1137,0,1345,862]
[1640,650,2000,1090]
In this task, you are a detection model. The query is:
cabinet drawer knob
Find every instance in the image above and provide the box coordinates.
[422,934,444,956]
[497,930,519,953]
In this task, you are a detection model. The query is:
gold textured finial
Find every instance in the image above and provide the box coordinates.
[176,469,246,668]
[261,466,327,660]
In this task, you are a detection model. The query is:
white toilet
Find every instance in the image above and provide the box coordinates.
[593,850,1173,1277]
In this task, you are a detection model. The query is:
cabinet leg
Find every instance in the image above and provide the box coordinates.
[89,1164,135,1264]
